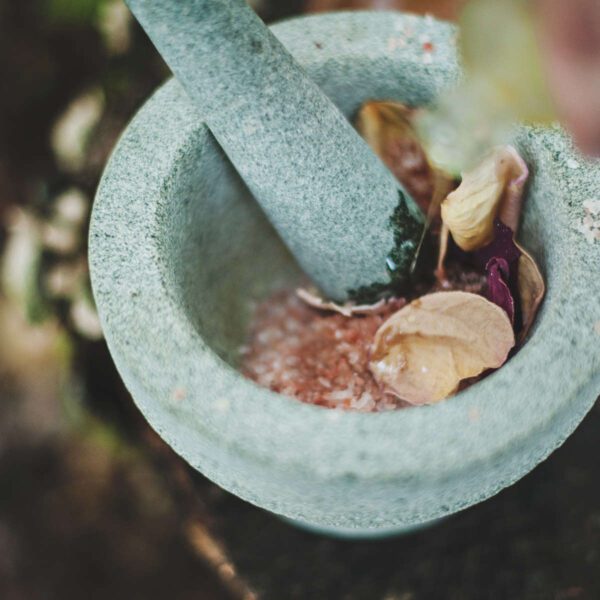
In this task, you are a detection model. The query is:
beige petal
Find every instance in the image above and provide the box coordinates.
[369,291,515,405]
[498,146,529,232]
[441,145,528,252]
[516,244,545,342]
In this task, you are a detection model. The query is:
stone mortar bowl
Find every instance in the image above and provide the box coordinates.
[90,12,600,537]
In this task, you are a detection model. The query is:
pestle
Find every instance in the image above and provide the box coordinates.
[125,0,425,302]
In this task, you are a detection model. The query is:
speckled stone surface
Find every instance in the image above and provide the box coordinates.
[125,0,424,301]
[90,12,600,536]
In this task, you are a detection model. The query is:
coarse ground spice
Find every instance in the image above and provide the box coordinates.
[241,262,486,412]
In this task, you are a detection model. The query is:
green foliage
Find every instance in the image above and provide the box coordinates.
[348,190,427,303]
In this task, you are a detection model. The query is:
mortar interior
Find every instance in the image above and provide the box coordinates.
[159,86,551,383]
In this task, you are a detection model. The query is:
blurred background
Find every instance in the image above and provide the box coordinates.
[1,1,599,598]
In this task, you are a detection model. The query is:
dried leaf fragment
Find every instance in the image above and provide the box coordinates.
[296,287,390,316]
[370,291,515,405]
[356,101,455,214]
[441,146,528,252]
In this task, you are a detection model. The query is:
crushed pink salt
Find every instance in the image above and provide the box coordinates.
[241,291,409,412]
[240,263,487,413]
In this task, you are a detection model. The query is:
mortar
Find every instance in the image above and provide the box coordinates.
[90,12,600,537]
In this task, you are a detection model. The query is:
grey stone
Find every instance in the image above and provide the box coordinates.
[90,12,600,537]
[125,0,424,302]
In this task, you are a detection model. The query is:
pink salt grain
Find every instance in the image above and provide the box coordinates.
[241,290,408,412]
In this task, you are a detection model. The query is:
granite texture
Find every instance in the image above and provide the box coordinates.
[90,12,600,536]
[125,0,424,301]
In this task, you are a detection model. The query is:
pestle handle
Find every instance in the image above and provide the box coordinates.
[125,0,424,301]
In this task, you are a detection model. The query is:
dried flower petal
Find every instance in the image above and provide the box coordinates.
[485,257,515,323]
[437,219,520,286]
[473,219,521,268]
[473,221,544,339]
[356,101,455,214]
[472,221,544,338]
[498,146,529,232]
[370,291,515,405]
[441,146,528,252]
[296,287,389,316]
[516,245,545,341]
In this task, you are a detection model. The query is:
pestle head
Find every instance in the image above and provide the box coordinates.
[125,0,425,301]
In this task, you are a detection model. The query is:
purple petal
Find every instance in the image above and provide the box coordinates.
[485,257,515,323]
[473,220,521,269]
